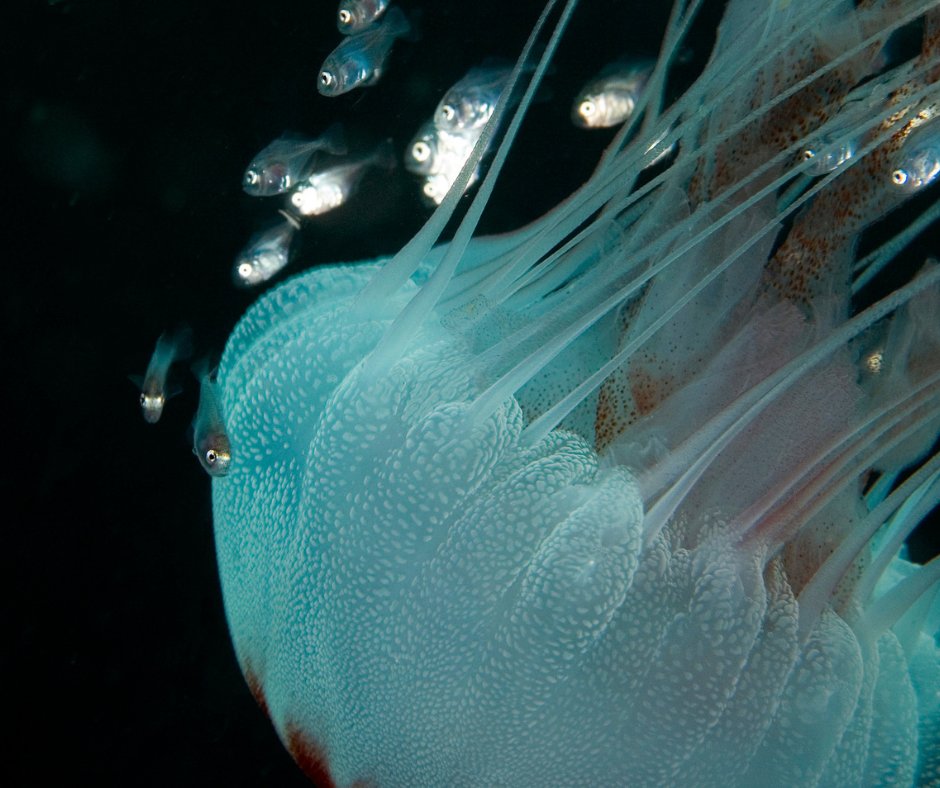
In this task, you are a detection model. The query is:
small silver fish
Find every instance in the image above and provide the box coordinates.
[337,0,389,35]
[193,368,231,477]
[435,65,513,134]
[243,125,347,196]
[405,120,482,205]
[289,141,395,216]
[318,7,411,97]
[572,59,654,129]
[233,213,299,287]
[800,138,856,174]
[797,105,866,176]
[404,120,441,177]
[891,125,940,191]
[132,327,192,424]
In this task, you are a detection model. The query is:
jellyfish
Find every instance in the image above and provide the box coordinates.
[205,0,940,784]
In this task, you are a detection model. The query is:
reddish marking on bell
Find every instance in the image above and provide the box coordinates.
[286,724,336,788]
[629,365,671,417]
[243,663,270,720]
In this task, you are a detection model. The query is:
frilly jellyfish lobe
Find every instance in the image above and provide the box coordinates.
[214,261,652,784]
[212,258,937,787]
[209,0,940,784]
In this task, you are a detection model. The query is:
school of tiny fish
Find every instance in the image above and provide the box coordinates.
[404,64,519,205]
[135,0,940,490]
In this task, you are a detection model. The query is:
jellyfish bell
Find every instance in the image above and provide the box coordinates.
[205,0,940,785]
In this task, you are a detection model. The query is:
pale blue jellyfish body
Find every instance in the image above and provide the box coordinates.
[210,0,940,784]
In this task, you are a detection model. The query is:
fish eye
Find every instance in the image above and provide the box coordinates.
[139,393,146,405]
[320,71,334,87]
[801,149,816,161]
[245,170,259,185]
[206,449,218,465]
[238,262,253,278]
[580,100,595,117]
[440,104,456,122]
[338,9,352,25]
[891,168,908,186]
[412,141,431,162]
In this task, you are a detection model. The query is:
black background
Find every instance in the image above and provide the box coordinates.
[5,0,936,785]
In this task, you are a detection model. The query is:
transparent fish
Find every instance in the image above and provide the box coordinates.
[131,327,192,424]
[797,64,907,177]
[233,214,298,288]
[403,120,441,177]
[318,6,411,97]
[572,58,654,128]
[405,120,482,205]
[289,141,395,217]
[193,366,231,478]
[435,65,513,134]
[800,137,857,174]
[337,0,389,35]
[242,125,347,196]
[892,117,940,191]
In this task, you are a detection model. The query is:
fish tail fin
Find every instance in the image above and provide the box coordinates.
[388,6,421,43]
[170,323,195,362]
[372,138,398,172]
[319,122,348,157]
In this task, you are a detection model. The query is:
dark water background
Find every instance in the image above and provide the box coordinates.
[5,0,936,784]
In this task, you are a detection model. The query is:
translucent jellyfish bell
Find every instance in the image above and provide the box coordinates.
[206,0,940,784]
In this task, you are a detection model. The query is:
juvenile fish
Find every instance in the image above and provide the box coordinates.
[289,141,396,216]
[318,7,411,97]
[800,137,857,174]
[572,59,654,129]
[435,65,513,134]
[193,367,231,477]
[404,120,442,177]
[405,120,482,205]
[233,213,299,287]
[891,123,940,191]
[337,0,389,35]
[132,327,192,424]
[243,125,347,196]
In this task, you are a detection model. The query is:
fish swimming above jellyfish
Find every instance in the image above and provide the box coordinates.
[405,118,483,205]
[287,140,396,217]
[200,0,940,784]
[232,213,299,287]
[434,63,517,134]
[409,60,532,205]
[318,6,412,97]
[131,326,192,424]
[336,0,390,35]
[242,125,348,197]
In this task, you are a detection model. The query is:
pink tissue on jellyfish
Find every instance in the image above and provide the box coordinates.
[204,0,940,785]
